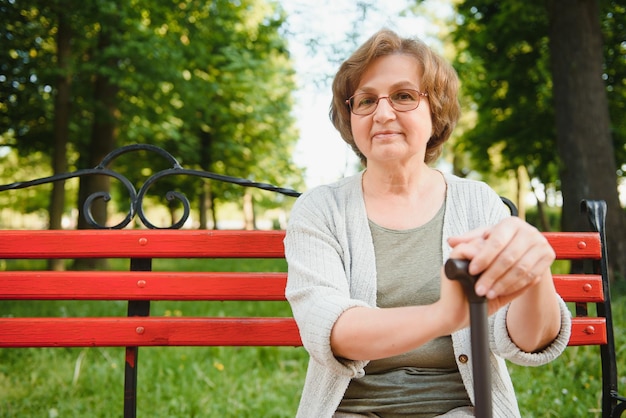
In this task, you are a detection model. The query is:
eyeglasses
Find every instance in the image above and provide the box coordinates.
[345,89,428,116]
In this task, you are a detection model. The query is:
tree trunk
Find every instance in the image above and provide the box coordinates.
[516,166,526,220]
[211,194,218,230]
[199,180,213,229]
[77,26,119,232]
[530,183,551,232]
[199,129,215,229]
[243,190,255,230]
[547,0,626,279]
[48,10,72,271]
[75,24,119,269]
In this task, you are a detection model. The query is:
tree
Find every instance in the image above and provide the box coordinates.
[49,3,71,234]
[547,0,626,278]
[450,0,626,278]
[75,0,125,231]
[451,1,558,210]
[0,0,302,230]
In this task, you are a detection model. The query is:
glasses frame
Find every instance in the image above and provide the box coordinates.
[345,89,429,116]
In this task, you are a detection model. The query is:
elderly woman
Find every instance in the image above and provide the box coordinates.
[284,29,571,418]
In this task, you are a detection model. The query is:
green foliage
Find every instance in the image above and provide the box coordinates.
[602,0,626,167]
[511,281,626,417]
[451,0,558,188]
[0,149,50,214]
[525,204,562,232]
[450,0,626,189]
[0,0,58,153]
[0,0,303,222]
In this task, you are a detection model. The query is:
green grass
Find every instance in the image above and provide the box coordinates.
[0,344,307,417]
[511,280,626,417]
[1,259,624,417]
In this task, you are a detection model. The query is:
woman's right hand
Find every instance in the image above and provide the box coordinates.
[437,266,472,333]
[438,256,519,335]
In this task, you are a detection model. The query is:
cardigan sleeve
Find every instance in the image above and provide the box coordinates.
[491,294,571,366]
[284,187,370,378]
[444,175,571,365]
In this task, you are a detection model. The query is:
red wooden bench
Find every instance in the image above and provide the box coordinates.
[0,146,622,417]
[0,202,623,417]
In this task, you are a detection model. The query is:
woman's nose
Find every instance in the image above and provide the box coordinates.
[373,97,396,121]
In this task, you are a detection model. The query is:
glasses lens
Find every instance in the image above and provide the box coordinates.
[348,89,423,115]
[350,93,377,115]
[389,90,420,111]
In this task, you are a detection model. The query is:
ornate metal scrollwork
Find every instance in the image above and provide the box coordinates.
[0,144,302,229]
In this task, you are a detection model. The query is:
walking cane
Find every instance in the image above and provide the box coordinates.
[445,258,492,418]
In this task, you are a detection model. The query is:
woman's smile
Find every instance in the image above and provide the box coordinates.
[371,129,402,141]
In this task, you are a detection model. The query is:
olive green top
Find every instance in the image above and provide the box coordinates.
[338,204,472,417]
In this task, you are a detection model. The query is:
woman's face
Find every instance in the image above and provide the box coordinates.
[350,54,432,167]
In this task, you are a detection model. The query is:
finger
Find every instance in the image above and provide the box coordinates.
[470,219,554,296]
[482,243,554,299]
[447,227,490,247]
[448,244,483,266]
[467,219,521,276]
[448,237,486,261]
[472,232,526,296]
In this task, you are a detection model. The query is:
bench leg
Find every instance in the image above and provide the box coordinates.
[123,259,153,417]
[124,346,140,418]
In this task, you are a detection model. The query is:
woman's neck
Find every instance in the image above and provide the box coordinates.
[362,166,446,230]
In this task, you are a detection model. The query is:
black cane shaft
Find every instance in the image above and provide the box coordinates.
[444,258,492,418]
[470,302,492,418]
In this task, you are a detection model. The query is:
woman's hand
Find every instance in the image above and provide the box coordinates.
[447,217,561,352]
[447,216,555,301]
[440,261,515,321]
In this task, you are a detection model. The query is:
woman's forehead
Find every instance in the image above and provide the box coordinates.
[356,55,422,91]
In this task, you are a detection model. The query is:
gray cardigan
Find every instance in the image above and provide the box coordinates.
[284,172,571,418]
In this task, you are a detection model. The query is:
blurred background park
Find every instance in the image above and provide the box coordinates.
[0,0,625,416]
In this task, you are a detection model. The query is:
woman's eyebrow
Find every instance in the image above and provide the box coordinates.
[355,81,421,94]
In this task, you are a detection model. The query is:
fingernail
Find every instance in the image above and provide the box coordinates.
[486,290,497,299]
[475,285,486,296]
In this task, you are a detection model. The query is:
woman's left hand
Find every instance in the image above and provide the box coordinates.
[447,216,556,301]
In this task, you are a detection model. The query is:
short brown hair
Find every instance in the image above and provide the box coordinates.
[329,29,461,165]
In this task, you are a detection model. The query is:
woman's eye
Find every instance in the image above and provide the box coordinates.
[359,96,376,106]
[393,91,416,102]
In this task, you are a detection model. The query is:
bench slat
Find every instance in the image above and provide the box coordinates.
[553,274,604,302]
[0,317,302,347]
[0,271,288,301]
[0,230,286,259]
[569,317,607,346]
[544,232,601,259]
[0,230,600,259]
[0,317,606,347]
[0,272,604,303]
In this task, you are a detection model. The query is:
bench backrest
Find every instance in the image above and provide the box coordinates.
[0,229,609,348]
[0,230,300,347]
